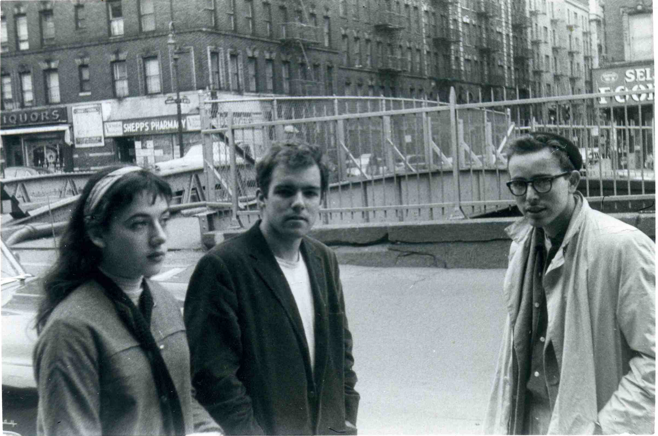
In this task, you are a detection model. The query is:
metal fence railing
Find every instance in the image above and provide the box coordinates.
[198,89,655,226]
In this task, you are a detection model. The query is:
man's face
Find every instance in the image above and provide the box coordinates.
[259,163,322,244]
[508,148,578,236]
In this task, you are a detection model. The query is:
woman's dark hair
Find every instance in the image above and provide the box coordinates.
[256,140,329,197]
[36,166,172,333]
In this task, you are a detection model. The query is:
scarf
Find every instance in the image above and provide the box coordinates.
[93,270,186,436]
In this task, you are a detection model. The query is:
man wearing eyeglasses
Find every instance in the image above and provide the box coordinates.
[485,132,655,435]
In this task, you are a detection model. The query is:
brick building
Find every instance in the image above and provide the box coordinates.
[0,0,607,171]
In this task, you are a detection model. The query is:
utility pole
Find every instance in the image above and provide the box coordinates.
[167,23,188,159]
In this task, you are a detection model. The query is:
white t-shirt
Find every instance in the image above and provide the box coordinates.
[276,254,316,371]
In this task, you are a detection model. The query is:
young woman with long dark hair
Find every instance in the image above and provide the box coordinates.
[34,166,221,436]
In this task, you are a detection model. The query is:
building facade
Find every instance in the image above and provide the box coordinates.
[0,0,607,171]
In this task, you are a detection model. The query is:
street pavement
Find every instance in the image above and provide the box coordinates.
[7,215,508,434]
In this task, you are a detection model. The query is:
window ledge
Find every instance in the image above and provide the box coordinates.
[79,92,91,96]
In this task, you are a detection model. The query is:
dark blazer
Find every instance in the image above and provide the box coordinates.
[184,222,359,435]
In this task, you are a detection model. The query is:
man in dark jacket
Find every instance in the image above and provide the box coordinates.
[184,141,360,435]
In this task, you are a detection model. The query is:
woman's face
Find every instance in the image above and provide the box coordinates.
[91,191,170,280]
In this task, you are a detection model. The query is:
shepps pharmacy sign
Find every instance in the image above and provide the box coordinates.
[594,63,654,107]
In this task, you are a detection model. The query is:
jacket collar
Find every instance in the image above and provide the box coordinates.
[505,192,589,247]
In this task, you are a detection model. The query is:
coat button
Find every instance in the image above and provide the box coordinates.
[159,344,165,350]
[308,390,316,398]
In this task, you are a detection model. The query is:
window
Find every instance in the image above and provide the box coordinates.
[282,61,291,94]
[265,59,274,92]
[326,65,333,95]
[228,0,236,31]
[354,0,359,20]
[210,52,221,89]
[1,15,8,52]
[280,6,287,38]
[353,38,360,67]
[16,15,29,50]
[365,40,372,68]
[416,49,421,74]
[247,57,257,92]
[312,63,320,85]
[377,41,382,67]
[75,4,86,29]
[1,75,14,110]
[299,62,307,95]
[143,57,161,94]
[407,47,412,72]
[342,35,349,66]
[405,4,411,27]
[544,54,550,70]
[246,0,254,35]
[79,65,91,93]
[20,72,33,106]
[339,0,347,17]
[140,0,155,32]
[323,17,330,47]
[543,26,548,42]
[108,1,124,36]
[414,6,420,29]
[264,2,272,37]
[112,61,129,97]
[229,53,240,91]
[40,10,55,46]
[204,0,216,27]
[44,69,60,104]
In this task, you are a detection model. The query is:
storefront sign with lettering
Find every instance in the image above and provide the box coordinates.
[72,104,104,148]
[594,63,654,106]
[104,115,201,137]
[1,107,68,128]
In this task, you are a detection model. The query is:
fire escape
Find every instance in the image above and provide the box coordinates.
[431,0,461,83]
[476,0,503,90]
[279,0,321,95]
[373,0,405,77]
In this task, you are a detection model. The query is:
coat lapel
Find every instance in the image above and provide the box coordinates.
[300,240,329,389]
[245,225,310,363]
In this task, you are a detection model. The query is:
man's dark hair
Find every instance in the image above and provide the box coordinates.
[256,140,329,197]
[505,131,582,172]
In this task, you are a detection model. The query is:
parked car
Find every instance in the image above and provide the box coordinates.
[2,166,51,180]
[0,240,189,436]
[154,142,253,175]
[395,155,439,173]
[2,241,40,436]
[346,153,385,178]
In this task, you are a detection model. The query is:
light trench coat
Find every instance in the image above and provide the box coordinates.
[485,195,655,434]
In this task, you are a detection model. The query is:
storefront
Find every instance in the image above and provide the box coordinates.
[103,114,202,167]
[0,107,73,173]
[593,61,654,170]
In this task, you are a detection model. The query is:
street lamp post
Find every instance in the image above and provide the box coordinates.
[167,26,185,160]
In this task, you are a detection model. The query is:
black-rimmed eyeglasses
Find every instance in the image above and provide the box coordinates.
[506,172,571,196]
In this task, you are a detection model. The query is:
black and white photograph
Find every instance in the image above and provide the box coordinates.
[0,0,654,434]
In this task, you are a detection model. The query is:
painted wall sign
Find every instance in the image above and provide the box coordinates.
[593,63,654,106]
[104,114,201,137]
[1,107,68,128]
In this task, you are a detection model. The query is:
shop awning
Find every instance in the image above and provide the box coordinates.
[0,124,71,148]
[0,124,70,136]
